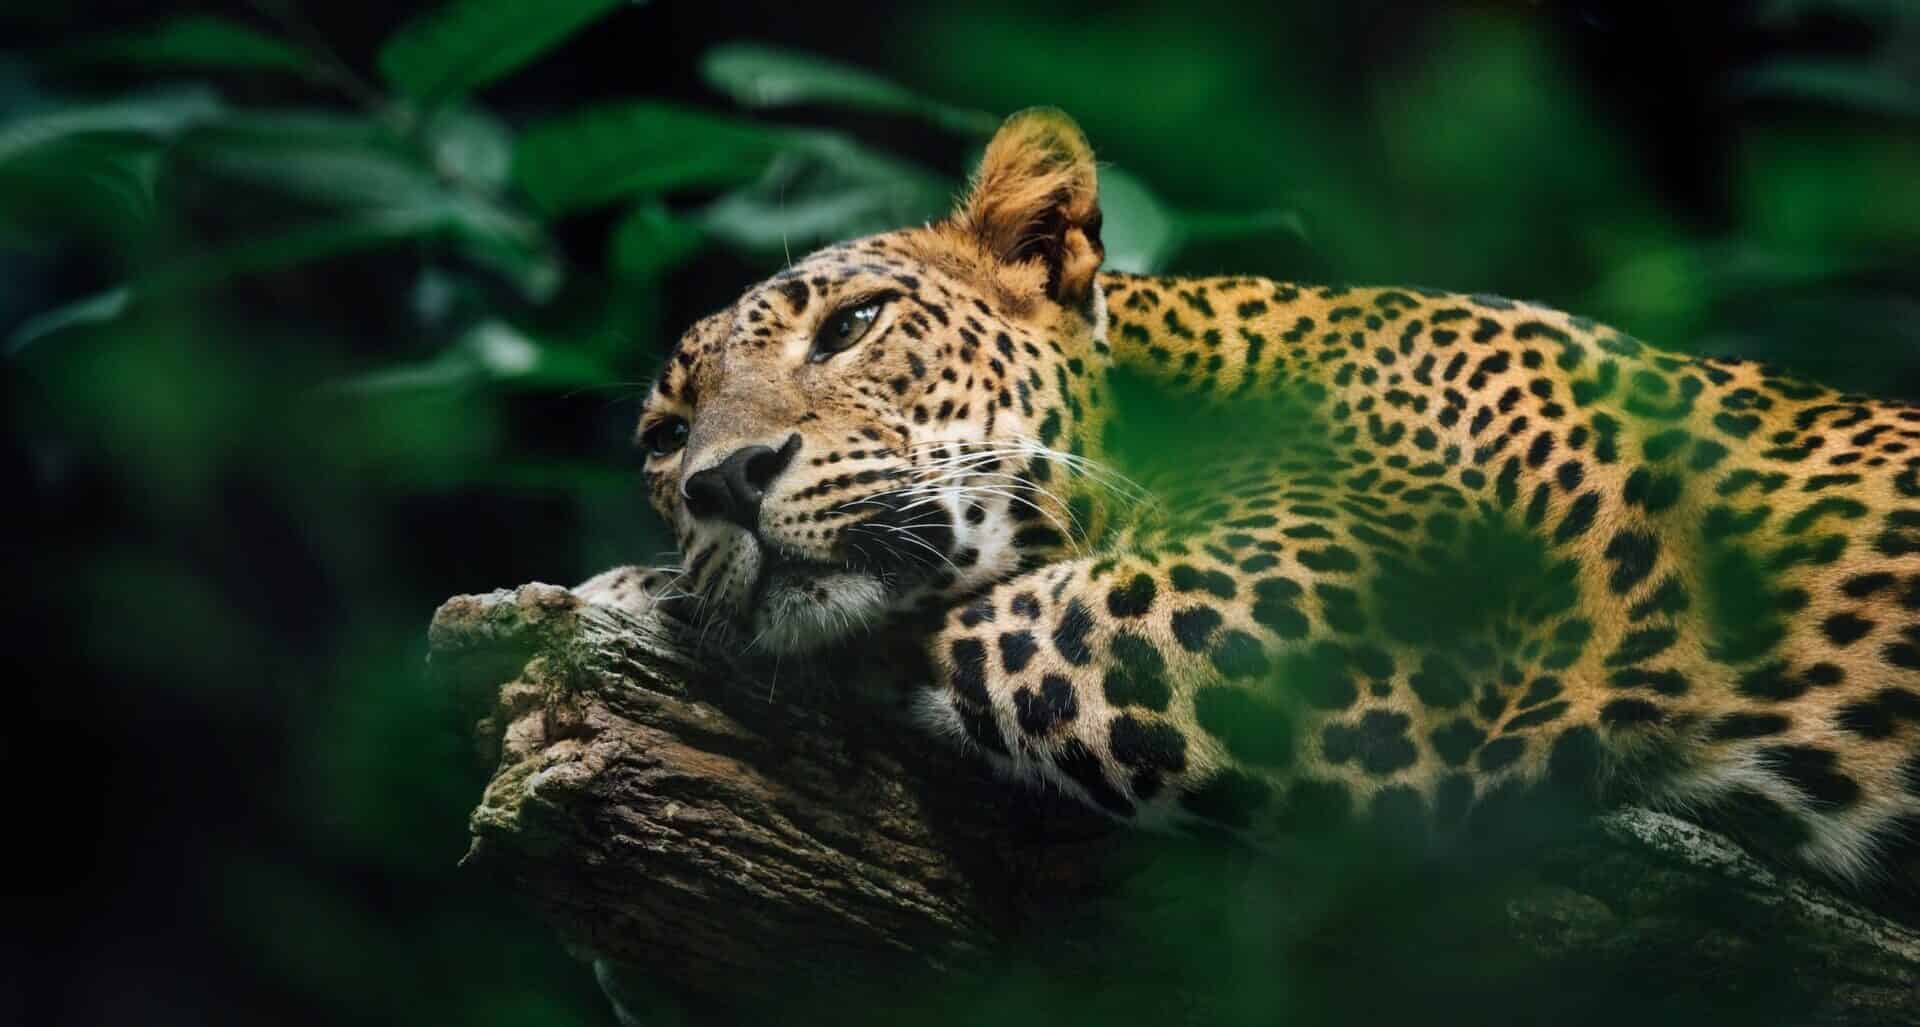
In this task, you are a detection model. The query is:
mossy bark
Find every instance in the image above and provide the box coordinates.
[431,584,1920,1025]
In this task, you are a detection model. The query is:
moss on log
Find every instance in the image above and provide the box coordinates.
[431,584,1920,1025]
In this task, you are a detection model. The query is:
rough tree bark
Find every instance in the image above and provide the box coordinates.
[430,583,1920,1025]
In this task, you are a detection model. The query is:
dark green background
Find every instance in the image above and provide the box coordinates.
[5,1,1917,1023]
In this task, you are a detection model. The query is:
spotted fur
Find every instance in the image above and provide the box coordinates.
[590,109,1920,891]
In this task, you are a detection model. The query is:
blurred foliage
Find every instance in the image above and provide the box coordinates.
[4,0,1919,1025]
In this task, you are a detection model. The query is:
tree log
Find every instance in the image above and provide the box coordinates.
[430,584,1920,1025]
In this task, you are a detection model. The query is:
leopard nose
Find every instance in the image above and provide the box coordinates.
[682,434,801,530]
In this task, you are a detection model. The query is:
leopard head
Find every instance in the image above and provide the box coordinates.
[635,109,1114,652]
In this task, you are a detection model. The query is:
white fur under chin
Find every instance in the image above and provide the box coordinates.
[752,571,891,653]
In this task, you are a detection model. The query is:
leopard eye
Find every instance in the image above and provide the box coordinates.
[641,416,689,457]
[810,299,885,362]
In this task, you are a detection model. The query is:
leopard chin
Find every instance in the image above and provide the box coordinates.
[749,559,893,654]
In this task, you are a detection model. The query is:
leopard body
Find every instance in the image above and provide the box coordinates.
[582,110,1920,891]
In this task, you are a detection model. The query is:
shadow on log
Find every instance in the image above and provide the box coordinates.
[431,584,1920,1026]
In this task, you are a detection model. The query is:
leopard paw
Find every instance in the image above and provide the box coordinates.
[573,565,683,619]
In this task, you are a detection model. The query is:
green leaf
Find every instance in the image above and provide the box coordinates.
[513,101,784,216]
[13,208,460,351]
[176,114,444,210]
[0,137,164,241]
[62,15,319,77]
[1180,207,1309,245]
[1097,167,1179,273]
[461,319,613,385]
[1754,0,1917,26]
[696,135,952,256]
[176,108,512,208]
[701,43,997,135]
[183,107,387,149]
[424,106,513,193]
[1096,166,1306,273]
[171,110,560,299]
[187,206,536,295]
[378,0,635,102]
[1732,61,1920,118]
[0,87,222,238]
[7,288,130,354]
[326,348,478,394]
[610,202,704,280]
[330,319,615,394]
[0,86,222,168]
[443,195,564,301]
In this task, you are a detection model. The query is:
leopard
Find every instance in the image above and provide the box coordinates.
[579,108,1920,896]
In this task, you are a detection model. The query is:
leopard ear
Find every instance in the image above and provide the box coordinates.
[946,108,1103,305]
